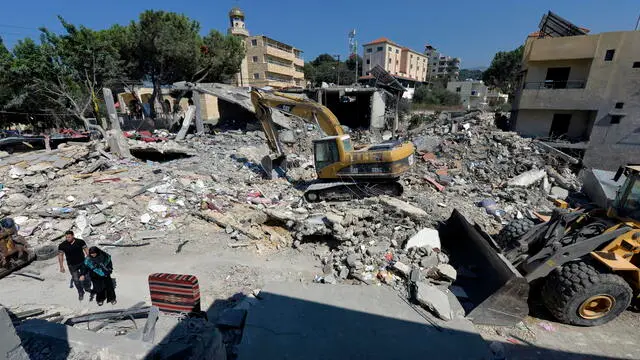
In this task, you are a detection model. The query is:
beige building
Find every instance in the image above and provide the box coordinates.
[511,24,640,169]
[227,7,305,89]
[362,38,428,82]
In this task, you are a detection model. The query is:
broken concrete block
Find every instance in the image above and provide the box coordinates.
[420,254,439,268]
[415,282,452,321]
[323,274,337,284]
[346,254,360,268]
[5,193,29,208]
[89,213,107,226]
[380,196,427,219]
[413,135,442,152]
[53,219,74,232]
[0,307,29,360]
[405,228,441,250]
[437,264,457,281]
[391,261,411,277]
[550,186,569,200]
[507,169,546,187]
[279,130,296,144]
[140,213,152,224]
[437,252,449,264]
[9,166,30,179]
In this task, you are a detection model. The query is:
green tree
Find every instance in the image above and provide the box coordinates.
[195,30,245,83]
[128,11,200,117]
[458,69,483,81]
[482,45,524,97]
[412,84,461,106]
[305,53,360,86]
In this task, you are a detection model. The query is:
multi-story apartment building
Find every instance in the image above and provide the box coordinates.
[360,38,428,99]
[362,38,428,81]
[424,45,460,81]
[511,13,640,170]
[227,7,305,89]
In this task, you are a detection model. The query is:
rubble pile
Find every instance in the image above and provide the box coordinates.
[0,108,587,325]
[403,110,581,232]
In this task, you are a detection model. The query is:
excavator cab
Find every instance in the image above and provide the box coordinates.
[312,135,353,173]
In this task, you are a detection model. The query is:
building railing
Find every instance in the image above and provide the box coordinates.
[266,57,292,67]
[524,80,586,90]
[266,41,293,54]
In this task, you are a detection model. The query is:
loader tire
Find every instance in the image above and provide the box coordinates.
[542,260,632,326]
[496,218,534,249]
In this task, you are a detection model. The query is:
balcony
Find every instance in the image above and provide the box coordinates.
[265,46,295,61]
[516,80,600,110]
[523,80,586,90]
[266,62,294,76]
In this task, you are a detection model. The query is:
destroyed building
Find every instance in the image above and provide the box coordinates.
[510,11,640,170]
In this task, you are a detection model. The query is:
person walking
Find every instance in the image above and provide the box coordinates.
[58,231,91,301]
[83,246,116,306]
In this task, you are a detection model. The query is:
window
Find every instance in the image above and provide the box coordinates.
[251,39,258,46]
[389,58,392,64]
[395,49,399,54]
[314,140,339,170]
[410,54,413,58]
[366,59,370,64]
[410,64,413,69]
[615,102,624,109]
[611,115,622,124]
[396,60,398,64]
[376,46,383,52]
[388,47,391,51]
[604,49,615,61]
[252,56,258,63]
[633,62,640,68]
[366,48,372,53]
[253,73,260,79]
[455,87,461,92]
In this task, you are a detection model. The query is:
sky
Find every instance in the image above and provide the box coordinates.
[0,0,638,68]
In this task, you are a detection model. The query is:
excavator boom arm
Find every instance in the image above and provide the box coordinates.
[251,89,344,138]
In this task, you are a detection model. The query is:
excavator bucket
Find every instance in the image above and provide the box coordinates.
[261,155,288,180]
[439,209,530,326]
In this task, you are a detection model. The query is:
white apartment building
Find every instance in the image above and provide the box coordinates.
[447,80,508,110]
[425,45,460,81]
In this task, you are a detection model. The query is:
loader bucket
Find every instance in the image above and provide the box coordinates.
[260,155,287,180]
[439,209,530,326]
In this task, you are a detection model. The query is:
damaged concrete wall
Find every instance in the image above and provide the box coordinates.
[0,307,28,360]
[515,109,593,139]
[370,91,386,130]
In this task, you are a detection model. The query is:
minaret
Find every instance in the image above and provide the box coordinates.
[228,7,249,87]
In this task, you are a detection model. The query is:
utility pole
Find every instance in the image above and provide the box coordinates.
[333,54,341,85]
[349,29,358,84]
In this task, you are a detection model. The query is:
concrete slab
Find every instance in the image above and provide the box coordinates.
[238,282,492,360]
[0,307,29,360]
[17,319,153,359]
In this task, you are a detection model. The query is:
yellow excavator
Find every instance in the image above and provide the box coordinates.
[250,89,415,202]
[442,165,640,327]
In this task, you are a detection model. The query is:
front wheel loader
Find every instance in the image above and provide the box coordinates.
[440,165,640,327]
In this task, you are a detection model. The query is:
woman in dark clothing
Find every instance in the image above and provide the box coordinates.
[83,246,116,306]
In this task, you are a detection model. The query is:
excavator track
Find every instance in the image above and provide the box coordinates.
[303,181,403,202]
